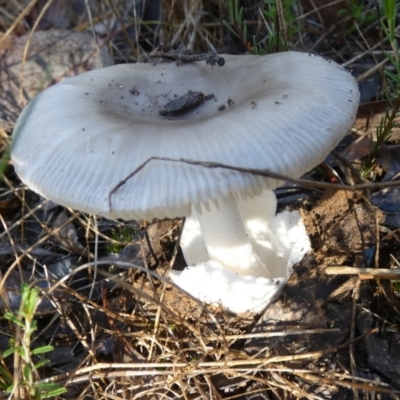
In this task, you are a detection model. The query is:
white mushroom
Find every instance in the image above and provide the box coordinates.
[11,52,360,312]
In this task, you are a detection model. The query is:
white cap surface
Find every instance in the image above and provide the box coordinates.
[11,53,359,220]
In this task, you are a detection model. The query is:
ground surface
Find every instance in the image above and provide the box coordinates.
[1,1,400,399]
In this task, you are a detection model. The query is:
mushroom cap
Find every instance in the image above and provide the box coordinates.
[11,52,359,220]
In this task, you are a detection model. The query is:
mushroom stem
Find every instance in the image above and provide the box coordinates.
[237,190,291,278]
[196,195,272,278]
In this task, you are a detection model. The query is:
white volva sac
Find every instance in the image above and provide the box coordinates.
[173,190,311,313]
[11,52,360,313]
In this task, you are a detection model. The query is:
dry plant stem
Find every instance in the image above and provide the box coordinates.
[43,279,147,327]
[4,176,80,247]
[271,371,313,400]
[294,372,397,398]
[41,328,377,386]
[0,188,47,241]
[169,220,183,269]
[375,211,381,269]
[0,213,22,281]
[78,213,122,249]
[84,0,103,67]
[33,293,65,339]
[102,287,146,364]
[155,328,341,342]
[142,222,159,266]
[0,212,81,298]
[325,266,400,279]
[111,254,230,359]
[64,303,91,353]
[46,366,395,399]
[309,18,346,53]
[137,234,167,360]
[352,8,391,84]
[77,214,94,259]
[204,375,222,400]
[276,0,285,48]
[43,261,220,351]
[356,57,389,83]
[132,0,142,62]
[0,0,40,45]
[349,279,360,400]
[19,0,54,103]
[276,368,394,386]
[354,20,380,67]
[294,0,345,22]
[88,215,98,300]
[341,21,400,68]
[149,282,164,360]
[264,376,319,400]
[109,156,400,209]
[308,0,324,26]
[107,0,138,59]
[81,302,98,360]
[193,376,209,399]
[74,9,114,32]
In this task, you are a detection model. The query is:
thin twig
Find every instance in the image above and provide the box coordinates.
[108,156,400,211]
[84,0,103,68]
[349,279,360,400]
